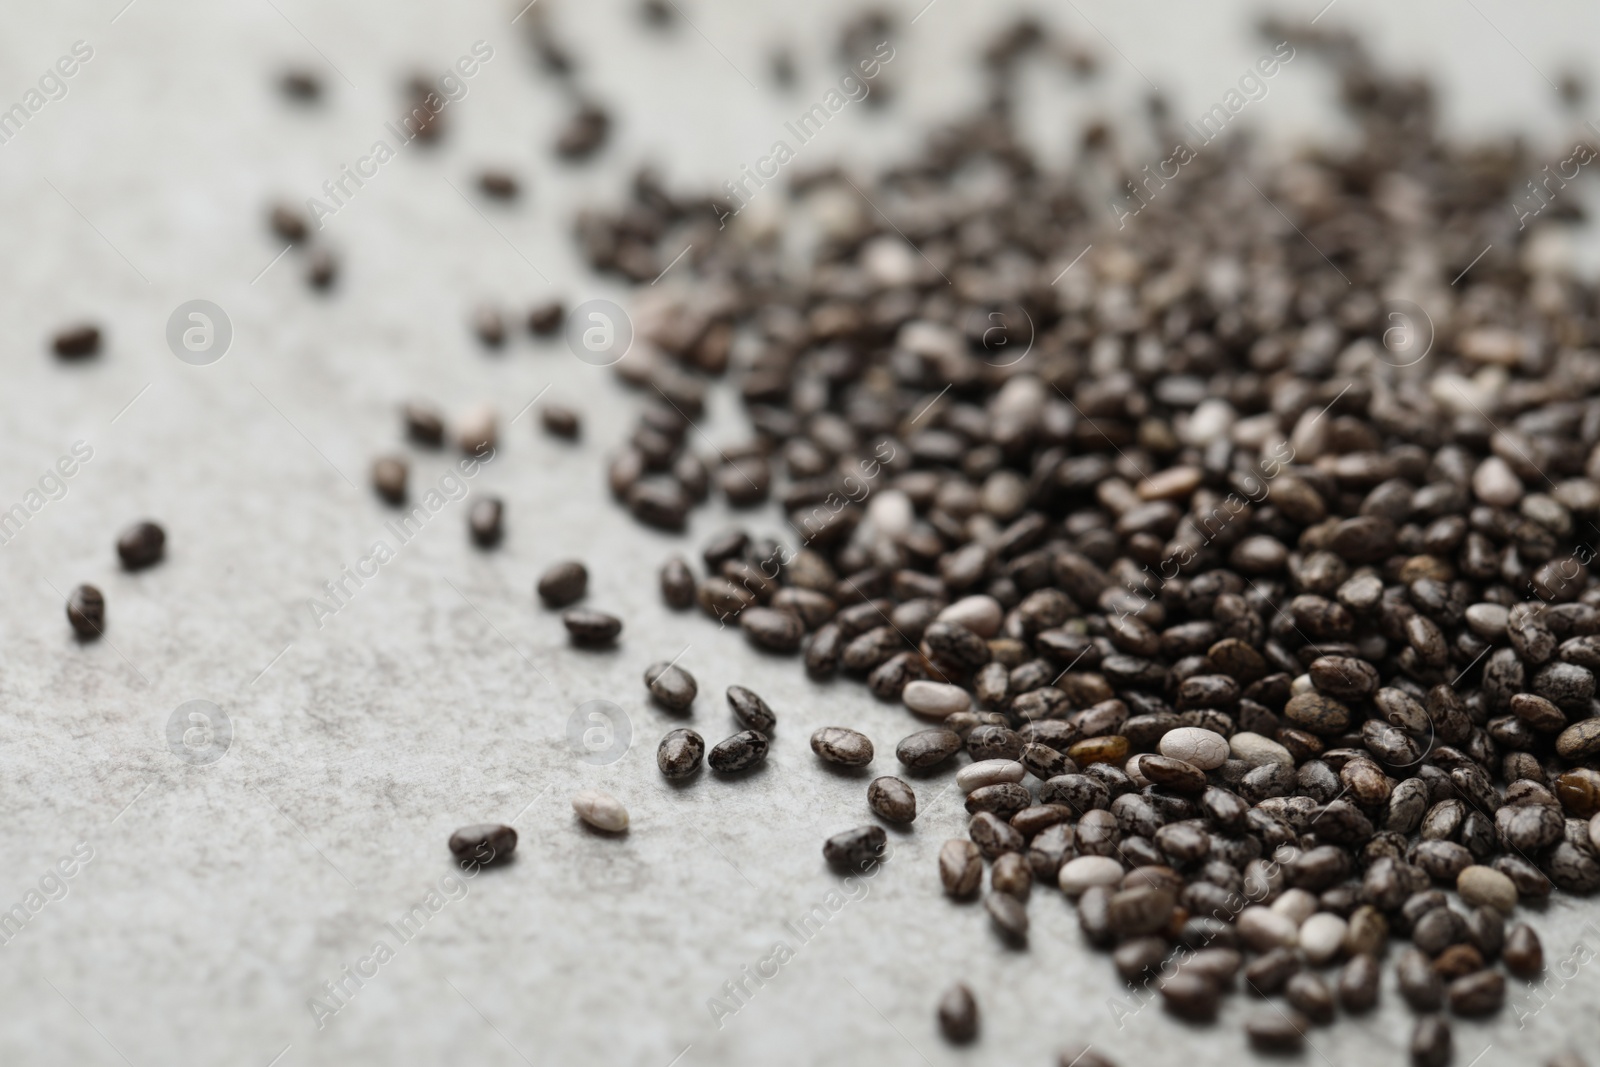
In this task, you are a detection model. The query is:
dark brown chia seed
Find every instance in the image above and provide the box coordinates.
[657,728,704,779]
[278,69,321,101]
[537,561,588,607]
[555,103,610,159]
[659,556,696,610]
[936,982,978,1044]
[1432,944,1484,981]
[527,300,564,336]
[1464,905,1504,960]
[1076,886,1116,949]
[868,776,916,823]
[116,521,166,570]
[1398,948,1444,1011]
[965,725,1023,762]
[1285,972,1334,1025]
[726,685,776,732]
[1503,923,1544,978]
[1245,1008,1307,1052]
[708,730,767,773]
[740,606,805,653]
[268,203,307,243]
[1159,972,1218,1022]
[478,170,519,199]
[1112,937,1167,982]
[964,783,1032,819]
[644,661,697,710]
[968,811,1024,860]
[604,454,643,499]
[468,497,503,547]
[562,608,620,646]
[1337,955,1380,1014]
[1107,885,1175,938]
[811,726,873,766]
[990,851,1031,899]
[1412,907,1468,955]
[66,584,105,639]
[448,823,516,867]
[1446,970,1504,1016]
[541,404,581,440]
[306,247,337,290]
[895,728,962,769]
[823,824,885,871]
[804,623,843,676]
[638,0,674,28]
[52,323,101,359]
[402,75,446,143]
[403,402,445,448]
[1010,804,1070,840]
[939,838,983,897]
[984,891,1028,944]
[371,457,407,506]
[627,481,688,530]
[1411,1016,1451,1067]
[1243,947,1302,996]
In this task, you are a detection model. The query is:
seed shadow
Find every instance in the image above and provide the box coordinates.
[743,645,807,661]
[454,853,517,874]
[812,759,875,781]
[568,638,624,656]
[899,762,960,782]
[993,932,1029,953]
[574,818,629,840]
[710,760,773,782]
[662,767,703,790]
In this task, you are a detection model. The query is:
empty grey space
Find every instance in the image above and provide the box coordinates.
[2,0,1599,1064]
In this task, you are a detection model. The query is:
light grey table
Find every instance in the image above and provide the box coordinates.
[2,0,1599,1063]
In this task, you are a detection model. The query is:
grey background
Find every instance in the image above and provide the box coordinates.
[3,0,1600,1064]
